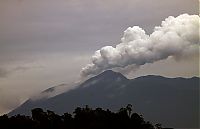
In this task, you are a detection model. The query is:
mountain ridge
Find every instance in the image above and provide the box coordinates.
[8,70,199,128]
[40,71,199,96]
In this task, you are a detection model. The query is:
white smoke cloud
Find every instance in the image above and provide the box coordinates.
[81,14,199,77]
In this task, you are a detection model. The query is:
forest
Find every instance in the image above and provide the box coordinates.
[0,104,173,129]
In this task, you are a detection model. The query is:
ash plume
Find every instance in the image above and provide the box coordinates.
[81,14,199,77]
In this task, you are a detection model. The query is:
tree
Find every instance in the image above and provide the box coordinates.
[0,105,171,129]
[126,104,132,117]
[155,123,162,129]
[31,108,47,122]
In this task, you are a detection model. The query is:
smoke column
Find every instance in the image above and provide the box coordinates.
[81,14,199,77]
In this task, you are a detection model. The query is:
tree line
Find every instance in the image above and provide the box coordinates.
[0,104,173,129]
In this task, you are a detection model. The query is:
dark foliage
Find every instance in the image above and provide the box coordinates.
[0,104,170,129]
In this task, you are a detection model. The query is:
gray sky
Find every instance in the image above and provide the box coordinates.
[0,0,198,115]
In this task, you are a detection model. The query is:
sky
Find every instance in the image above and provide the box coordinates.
[0,0,199,115]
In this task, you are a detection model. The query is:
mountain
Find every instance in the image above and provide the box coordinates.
[9,70,199,128]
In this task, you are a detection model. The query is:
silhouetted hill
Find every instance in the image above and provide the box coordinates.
[9,70,199,128]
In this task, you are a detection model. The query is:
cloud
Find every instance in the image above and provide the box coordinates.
[81,14,199,77]
[0,68,8,78]
[31,82,81,101]
[0,66,40,78]
[0,89,21,114]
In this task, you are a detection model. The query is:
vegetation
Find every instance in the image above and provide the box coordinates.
[0,104,170,129]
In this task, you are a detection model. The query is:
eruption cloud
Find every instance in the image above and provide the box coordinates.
[81,14,200,77]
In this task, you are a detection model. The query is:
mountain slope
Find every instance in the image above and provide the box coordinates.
[9,70,199,128]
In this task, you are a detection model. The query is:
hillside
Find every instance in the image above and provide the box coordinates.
[9,70,199,128]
